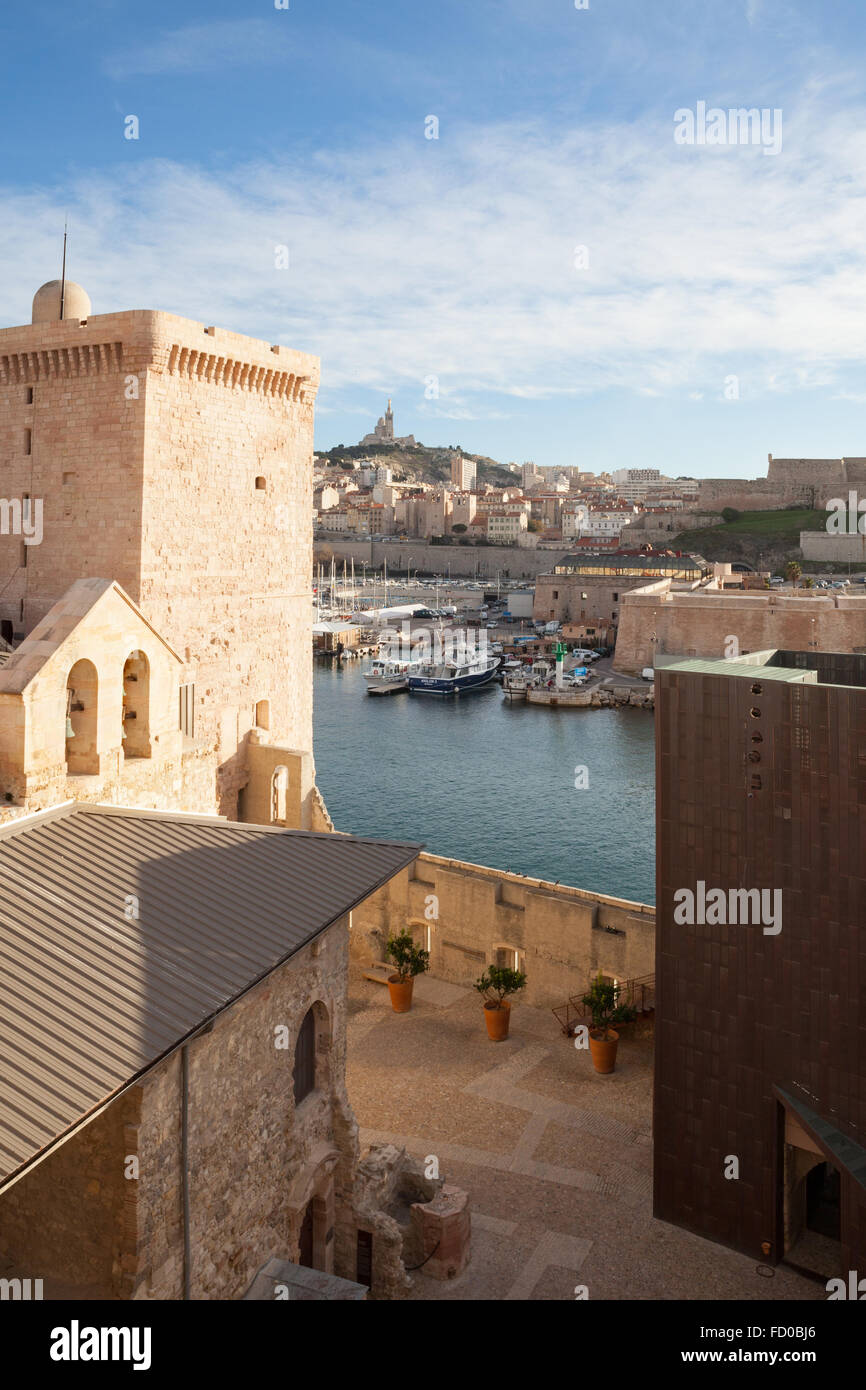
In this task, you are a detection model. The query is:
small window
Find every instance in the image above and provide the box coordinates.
[751,683,763,695]
[255,698,270,730]
[179,682,195,737]
[613,592,619,601]
[552,590,558,600]
[25,387,33,405]
[750,707,761,719]
[294,1007,316,1105]
[23,429,31,456]
[750,774,762,790]
[255,476,267,491]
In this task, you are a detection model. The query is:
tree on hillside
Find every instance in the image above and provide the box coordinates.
[721,507,741,523]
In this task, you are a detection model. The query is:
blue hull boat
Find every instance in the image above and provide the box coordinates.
[408,654,500,696]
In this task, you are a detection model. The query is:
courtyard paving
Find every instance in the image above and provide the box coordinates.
[347,969,823,1302]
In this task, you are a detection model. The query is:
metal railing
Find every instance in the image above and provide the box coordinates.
[552,972,655,1036]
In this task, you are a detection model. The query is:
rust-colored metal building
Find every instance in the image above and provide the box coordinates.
[654,649,866,1281]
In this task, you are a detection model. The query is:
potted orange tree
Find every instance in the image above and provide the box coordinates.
[474,964,526,1041]
[385,929,429,1013]
[581,974,637,1074]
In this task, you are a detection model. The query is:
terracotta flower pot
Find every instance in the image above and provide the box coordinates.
[588,1027,619,1074]
[484,1000,511,1041]
[388,975,414,1013]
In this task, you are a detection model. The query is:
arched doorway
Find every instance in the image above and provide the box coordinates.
[806,1163,841,1242]
[122,651,150,758]
[65,659,99,775]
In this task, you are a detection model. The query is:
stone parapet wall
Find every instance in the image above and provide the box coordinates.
[350,851,655,1008]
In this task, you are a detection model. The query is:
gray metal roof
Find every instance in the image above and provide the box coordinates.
[0,803,420,1191]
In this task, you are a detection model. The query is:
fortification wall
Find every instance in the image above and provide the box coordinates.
[350,851,655,1008]
[317,536,571,580]
[801,531,866,563]
[696,457,866,513]
[615,582,866,673]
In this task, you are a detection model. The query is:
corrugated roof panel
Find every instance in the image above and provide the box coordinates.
[0,805,420,1189]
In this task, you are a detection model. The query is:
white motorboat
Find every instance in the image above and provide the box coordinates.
[363,655,425,694]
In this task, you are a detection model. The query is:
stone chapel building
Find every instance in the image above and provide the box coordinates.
[0,279,449,1300]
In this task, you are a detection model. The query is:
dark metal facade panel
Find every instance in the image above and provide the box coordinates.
[0,806,420,1187]
[654,658,866,1268]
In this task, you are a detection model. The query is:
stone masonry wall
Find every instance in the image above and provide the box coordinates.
[533,572,647,628]
[319,535,572,580]
[800,531,866,564]
[0,308,319,820]
[133,915,358,1300]
[138,314,318,787]
[615,581,866,674]
[0,1088,141,1298]
[350,852,655,1008]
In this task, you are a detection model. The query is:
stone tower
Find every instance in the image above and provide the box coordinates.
[0,281,320,816]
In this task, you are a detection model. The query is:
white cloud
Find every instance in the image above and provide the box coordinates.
[103,20,303,79]
[3,96,866,417]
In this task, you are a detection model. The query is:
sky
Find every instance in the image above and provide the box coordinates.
[2,0,866,475]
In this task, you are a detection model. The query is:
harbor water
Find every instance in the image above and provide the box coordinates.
[313,660,656,905]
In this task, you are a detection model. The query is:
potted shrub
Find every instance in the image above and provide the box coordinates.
[581,974,637,1074]
[385,929,429,1013]
[474,965,526,1041]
